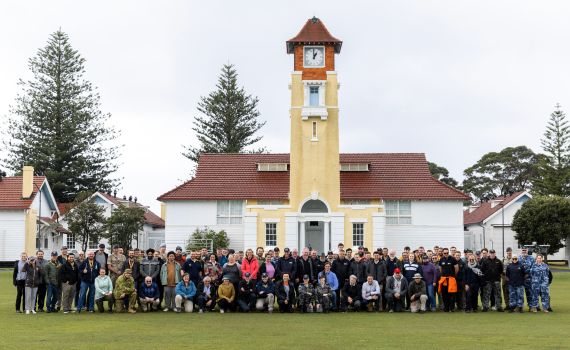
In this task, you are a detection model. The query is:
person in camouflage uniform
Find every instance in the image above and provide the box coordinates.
[505,255,525,313]
[316,275,332,313]
[108,245,126,285]
[501,248,513,309]
[529,255,550,313]
[519,247,534,309]
[298,275,316,312]
[114,269,137,313]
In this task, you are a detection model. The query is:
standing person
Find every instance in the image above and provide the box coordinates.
[237,272,256,312]
[259,254,276,281]
[361,275,381,312]
[158,243,167,261]
[276,248,297,282]
[22,256,43,314]
[140,249,160,285]
[44,251,60,313]
[298,275,316,313]
[59,253,78,314]
[408,273,428,313]
[255,273,275,313]
[480,249,504,312]
[385,268,408,313]
[332,249,351,309]
[196,276,217,313]
[155,250,165,305]
[502,248,514,309]
[454,251,466,311]
[519,247,534,310]
[255,247,265,265]
[530,255,551,313]
[77,251,100,313]
[385,250,401,277]
[138,276,160,312]
[297,248,317,285]
[464,254,483,312]
[349,253,367,287]
[203,254,222,285]
[34,250,48,312]
[182,251,203,287]
[437,248,458,312]
[175,273,196,313]
[367,251,387,311]
[421,255,438,312]
[341,275,362,312]
[276,273,295,313]
[402,253,422,310]
[95,244,108,274]
[317,262,339,310]
[217,276,236,313]
[107,245,125,285]
[122,250,141,290]
[114,269,137,313]
[160,251,181,312]
[241,249,259,285]
[94,268,114,313]
[221,254,241,289]
[506,255,526,313]
[13,252,28,313]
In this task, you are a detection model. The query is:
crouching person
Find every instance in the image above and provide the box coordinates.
[255,273,275,313]
[408,273,428,313]
[114,269,137,313]
[361,275,381,312]
[276,273,295,313]
[342,275,362,311]
[139,276,160,312]
[316,275,332,313]
[175,273,196,313]
[385,268,408,313]
[217,276,235,313]
[94,268,114,313]
[298,275,316,313]
[196,277,217,313]
[237,272,256,312]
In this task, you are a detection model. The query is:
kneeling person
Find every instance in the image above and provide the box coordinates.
[409,273,428,313]
[139,276,160,312]
[114,269,137,313]
[175,273,196,313]
[94,268,114,313]
[255,273,275,313]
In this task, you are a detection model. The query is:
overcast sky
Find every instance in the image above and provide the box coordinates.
[1,1,570,213]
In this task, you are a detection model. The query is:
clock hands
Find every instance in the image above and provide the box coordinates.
[312,50,318,60]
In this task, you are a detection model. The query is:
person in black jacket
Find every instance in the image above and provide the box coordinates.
[454,251,466,311]
[332,249,351,308]
[196,277,217,313]
[505,255,526,313]
[237,272,256,312]
[349,253,367,286]
[480,249,504,312]
[13,252,28,313]
[276,273,295,313]
[464,254,482,312]
[367,251,387,310]
[341,275,362,311]
[122,250,141,288]
[59,254,78,313]
[296,248,317,284]
[77,251,100,313]
[276,248,296,282]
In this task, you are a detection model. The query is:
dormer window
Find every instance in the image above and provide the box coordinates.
[257,163,288,171]
[340,163,369,171]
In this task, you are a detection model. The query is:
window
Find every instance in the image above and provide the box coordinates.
[88,238,99,250]
[66,233,76,249]
[352,223,364,247]
[257,163,288,171]
[265,223,277,246]
[309,86,319,106]
[217,200,244,224]
[309,221,319,227]
[312,121,318,140]
[257,200,285,206]
[340,163,369,171]
[341,199,371,205]
[385,200,412,224]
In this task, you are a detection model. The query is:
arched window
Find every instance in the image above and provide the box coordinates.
[301,200,328,213]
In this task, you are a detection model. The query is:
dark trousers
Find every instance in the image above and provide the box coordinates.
[37,283,47,310]
[218,298,234,311]
[46,284,59,312]
[441,284,456,311]
[278,300,294,313]
[465,284,479,311]
[197,295,216,311]
[15,280,26,311]
[237,293,256,312]
[455,280,465,310]
[386,293,405,312]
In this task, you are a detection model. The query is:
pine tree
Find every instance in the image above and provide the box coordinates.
[2,30,121,203]
[535,104,570,196]
[183,64,266,163]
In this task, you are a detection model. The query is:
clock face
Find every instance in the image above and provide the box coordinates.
[304,47,325,67]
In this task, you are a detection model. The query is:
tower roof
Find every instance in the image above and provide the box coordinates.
[286,17,342,54]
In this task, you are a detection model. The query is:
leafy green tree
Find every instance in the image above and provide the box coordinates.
[2,30,121,203]
[428,161,459,188]
[65,192,107,252]
[534,104,570,196]
[183,64,266,163]
[186,227,230,253]
[462,146,542,201]
[512,196,570,255]
[103,205,146,250]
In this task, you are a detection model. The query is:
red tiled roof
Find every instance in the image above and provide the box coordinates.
[57,203,73,215]
[463,191,526,225]
[97,192,164,228]
[0,176,46,210]
[157,153,469,201]
[287,17,342,53]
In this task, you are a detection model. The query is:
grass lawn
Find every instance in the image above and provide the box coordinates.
[1,270,569,349]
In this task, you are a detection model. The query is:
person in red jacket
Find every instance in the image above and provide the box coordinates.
[241,249,259,284]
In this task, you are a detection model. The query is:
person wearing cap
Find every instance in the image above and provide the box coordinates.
[298,274,316,312]
[480,249,504,312]
[502,248,514,310]
[241,249,259,284]
[114,268,137,313]
[276,248,297,282]
[316,274,333,313]
[59,253,78,313]
[43,251,60,313]
[217,276,236,313]
[255,273,275,312]
[22,255,43,314]
[13,252,28,313]
[175,273,196,313]
[107,245,125,285]
[77,250,101,313]
[160,251,181,312]
[464,253,483,312]
[529,254,550,313]
[237,272,256,312]
[276,273,295,313]
[94,268,114,313]
[341,275,362,311]
[408,273,428,313]
[317,262,338,311]
[259,254,276,281]
[196,276,217,312]
[437,248,459,312]
[361,275,381,312]
[519,247,534,309]
[421,254,438,312]
[138,276,160,312]
[385,268,408,312]
[95,244,108,275]
[317,252,327,274]
[505,254,525,313]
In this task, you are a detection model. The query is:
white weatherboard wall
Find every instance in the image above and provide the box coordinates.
[164,201,244,251]
[385,200,464,252]
[0,210,26,261]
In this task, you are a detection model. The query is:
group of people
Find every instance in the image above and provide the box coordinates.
[13,242,553,315]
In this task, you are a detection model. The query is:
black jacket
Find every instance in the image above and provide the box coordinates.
[349,260,367,284]
[258,261,276,280]
[367,260,388,283]
[342,283,361,301]
[13,260,25,286]
[59,261,79,285]
[480,257,503,282]
[238,279,256,299]
[332,258,351,286]
[276,257,297,281]
[78,259,101,284]
[196,282,217,301]
[386,257,402,276]
[408,280,426,299]
[506,262,526,287]
[297,257,317,283]
[463,265,482,287]
[276,281,296,303]
[122,258,141,282]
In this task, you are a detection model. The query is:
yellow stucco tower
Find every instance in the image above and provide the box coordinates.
[287,17,343,213]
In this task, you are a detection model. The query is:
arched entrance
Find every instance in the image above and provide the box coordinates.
[300,199,328,252]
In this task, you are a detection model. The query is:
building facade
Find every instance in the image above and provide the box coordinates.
[158,18,468,253]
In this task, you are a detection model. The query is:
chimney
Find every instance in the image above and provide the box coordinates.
[22,166,34,199]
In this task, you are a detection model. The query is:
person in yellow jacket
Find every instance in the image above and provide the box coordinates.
[217,276,235,313]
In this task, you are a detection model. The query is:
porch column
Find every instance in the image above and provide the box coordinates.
[324,221,331,252]
[372,213,386,249]
[285,213,299,250]
[243,212,258,251]
[299,221,306,252]
[330,213,345,249]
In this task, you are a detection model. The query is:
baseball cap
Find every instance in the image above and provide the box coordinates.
[176,246,182,251]
[261,273,269,278]
[303,274,309,280]
[413,273,422,279]
[245,272,251,278]
[51,251,58,256]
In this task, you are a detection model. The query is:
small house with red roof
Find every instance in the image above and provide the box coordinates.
[158,18,469,253]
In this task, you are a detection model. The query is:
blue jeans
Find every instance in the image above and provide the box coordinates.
[330,291,337,310]
[426,283,436,310]
[46,284,59,312]
[77,281,95,311]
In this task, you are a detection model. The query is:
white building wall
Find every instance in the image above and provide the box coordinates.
[31,188,56,217]
[0,210,26,261]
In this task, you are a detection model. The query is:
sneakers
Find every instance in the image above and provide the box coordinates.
[63,311,69,314]
[220,309,225,314]
[199,309,204,314]
[530,307,537,313]
[175,308,181,313]
[388,309,394,313]
[128,309,137,314]
[25,310,30,315]
[31,310,37,314]
[543,309,549,313]
[163,308,169,312]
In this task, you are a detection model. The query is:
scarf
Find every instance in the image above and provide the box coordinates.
[467,261,483,276]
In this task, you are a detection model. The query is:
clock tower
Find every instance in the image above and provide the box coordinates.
[287,17,342,213]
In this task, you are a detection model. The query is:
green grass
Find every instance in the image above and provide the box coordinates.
[1,270,569,349]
